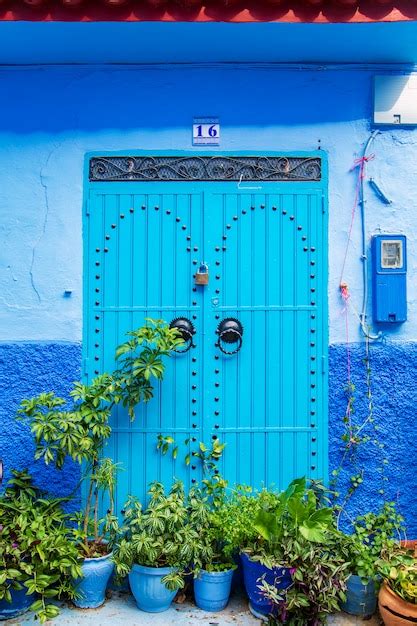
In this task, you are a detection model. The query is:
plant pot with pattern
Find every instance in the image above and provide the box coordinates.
[0,471,81,623]
[113,482,198,613]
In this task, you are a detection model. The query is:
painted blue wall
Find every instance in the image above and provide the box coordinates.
[1,63,417,532]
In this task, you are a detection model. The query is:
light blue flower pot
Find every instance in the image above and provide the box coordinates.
[341,574,377,617]
[73,552,114,609]
[194,568,234,612]
[129,564,178,613]
[0,586,35,620]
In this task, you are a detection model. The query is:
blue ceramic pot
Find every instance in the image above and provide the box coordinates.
[0,586,35,620]
[240,551,292,618]
[341,574,377,617]
[73,552,114,609]
[128,564,178,613]
[194,568,234,612]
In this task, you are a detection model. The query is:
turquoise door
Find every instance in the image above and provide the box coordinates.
[85,154,328,512]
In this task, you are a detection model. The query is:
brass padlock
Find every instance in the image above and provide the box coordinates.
[195,262,209,286]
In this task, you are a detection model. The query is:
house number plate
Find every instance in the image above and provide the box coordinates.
[192,117,220,146]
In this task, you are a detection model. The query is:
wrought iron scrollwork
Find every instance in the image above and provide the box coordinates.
[89,156,321,182]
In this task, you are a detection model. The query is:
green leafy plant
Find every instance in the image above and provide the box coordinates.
[19,319,181,557]
[260,533,350,625]
[156,434,178,459]
[113,481,203,590]
[345,502,404,581]
[114,319,184,419]
[377,544,417,604]
[242,478,349,625]
[0,471,82,623]
[248,478,335,567]
[187,486,236,575]
[18,374,118,557]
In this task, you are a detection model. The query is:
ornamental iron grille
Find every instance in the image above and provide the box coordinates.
[89,155,322,182]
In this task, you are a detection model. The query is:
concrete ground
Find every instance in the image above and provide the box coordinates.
[4,590,381,626]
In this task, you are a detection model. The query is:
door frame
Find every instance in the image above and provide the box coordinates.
[82,149,329,482]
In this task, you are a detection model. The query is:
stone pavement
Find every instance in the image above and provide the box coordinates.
[5,591,382,625]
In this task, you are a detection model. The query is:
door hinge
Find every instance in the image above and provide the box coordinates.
[321,195,326,214]
[85,201,90,216]
[321,355,326,375]
[83,357,90,379]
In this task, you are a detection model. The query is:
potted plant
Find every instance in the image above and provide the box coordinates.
[187,486,236,612]
[377,545,417,625]
[113,481,194,612]
[341,502,404,618]
[238,478,349,622]
[0,471,81,622]
[18,375,119,609]
[18,320,183,609]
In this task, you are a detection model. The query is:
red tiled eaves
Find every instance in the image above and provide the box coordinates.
[0,1,416,23]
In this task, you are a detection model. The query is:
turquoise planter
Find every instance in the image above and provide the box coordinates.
[128,564,178,613]
[73,553,114,609]
[0,586,35,621]
[194,568,234,612]
[341,574,377,617]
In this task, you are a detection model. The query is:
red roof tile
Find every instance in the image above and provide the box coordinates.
[0,0,416,22]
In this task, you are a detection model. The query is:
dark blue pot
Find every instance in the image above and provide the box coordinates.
[240,552,292,617]
[73,552,114,609]
[0,586,35,620]
[128,564,178,613]
[341,574,377,617]
[194,568,234,612]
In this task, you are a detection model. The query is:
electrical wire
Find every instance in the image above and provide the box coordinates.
[358,131,383,341]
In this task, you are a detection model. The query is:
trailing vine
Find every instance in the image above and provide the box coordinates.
[332,302,389,527]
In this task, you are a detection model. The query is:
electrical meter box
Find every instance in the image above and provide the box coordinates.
[374,76,417,126]
[372,235,407,323]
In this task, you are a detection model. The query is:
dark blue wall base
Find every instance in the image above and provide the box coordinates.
[1,341,416,536]
[329,341,417,538]
[0,342,82,507]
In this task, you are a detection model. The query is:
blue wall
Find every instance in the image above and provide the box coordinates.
[0,342,81,507]
[1,62,417,533]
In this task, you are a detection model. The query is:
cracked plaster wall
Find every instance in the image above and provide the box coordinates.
[1,65,417,530]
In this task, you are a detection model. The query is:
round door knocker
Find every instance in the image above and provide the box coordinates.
[216,318,244,355]
[169,317,196,353]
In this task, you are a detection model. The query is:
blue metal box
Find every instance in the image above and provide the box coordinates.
[372,234,407,323]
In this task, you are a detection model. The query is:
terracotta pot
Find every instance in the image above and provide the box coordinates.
[401,540,417,558]
[379,582,417,626]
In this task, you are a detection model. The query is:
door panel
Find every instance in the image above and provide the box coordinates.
[85,176,327,509]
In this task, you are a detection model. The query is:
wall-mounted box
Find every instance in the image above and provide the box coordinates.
[374,75,417,126]
[372,234,407,323]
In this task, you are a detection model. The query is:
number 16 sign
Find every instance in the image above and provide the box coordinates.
[192,117,220,146]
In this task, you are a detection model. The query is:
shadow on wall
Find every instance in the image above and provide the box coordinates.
[329,340,417,538]
[0,67,370,133]
[0,342,82,508]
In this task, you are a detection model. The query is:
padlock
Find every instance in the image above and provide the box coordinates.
[195,262,209,286]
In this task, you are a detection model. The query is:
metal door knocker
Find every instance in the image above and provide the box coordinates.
[169,317,196,353]
[216,318,244,355]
